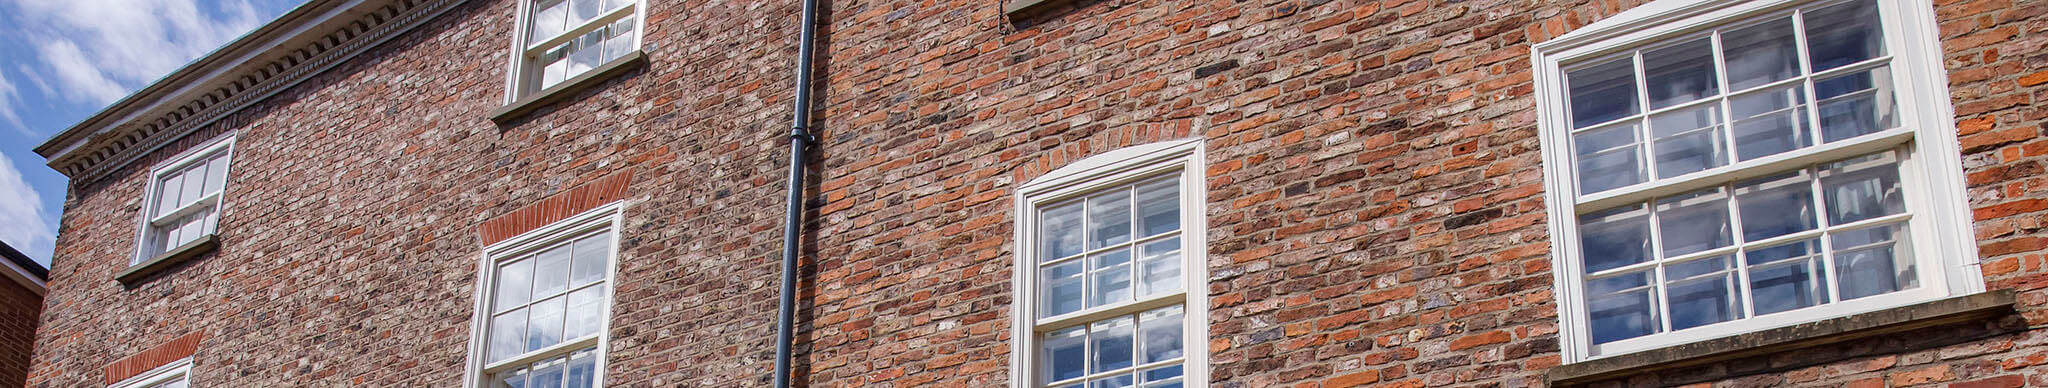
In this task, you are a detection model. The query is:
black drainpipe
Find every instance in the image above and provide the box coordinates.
[773,0,821,383]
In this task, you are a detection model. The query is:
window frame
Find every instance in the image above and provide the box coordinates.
[502,0,647,102]
[1009,139,1210,388]
[1530,0,1983,362]
[130,136,236,265]
[462,201,626,388]
[109,357,191,388]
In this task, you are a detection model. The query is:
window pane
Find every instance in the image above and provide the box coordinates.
[1134,178,1180,238]
[1834,223,1915,300]
[529,0,569,42]
[1642,38,1718,109]
[1664,256,1740,330]
[1655,188,1732,257]
[527,295,567,351]
[180,163,208,208]
[1143,365,1184,386]
[1568,58,1640,129]
[605,0,633,11]
[1136,237,1182,298]
[564,284,606,339]
[497,257,536,312]
[1735,172,1818,241]
[1089,250,1133,308]
[1814,67,1897,142]
[541,45,571,89]
[1043,261,1084,317]
[1721,17,1800,91]
[1138,305,1184,363]
[1093,375,1135,388]
[1728,84,1812,160]
[1043,203,1085,260]
[1580,205,1651,273]
[569,32,603,76]
[203,154,230,196]
[495,367,531,388]
[491,309,529,362]
[1091,316,1136,373]
[157,174,184,217]
[1819,151,1904,225]
[571,232,610,287]
[1044,327,1087,382]
[175,213,206,245]
[1747,239,1828,315]
[1575,123,1645,194]
[1804,0,1886,72]
[603,18,636,61]
[570,0,603,24]
[1089,190,1133,249]
[530,356,565,388]
[564,349,598,388]
[1648,104,1727,178]
[534,244,574,298]
[1586,270,1658,344]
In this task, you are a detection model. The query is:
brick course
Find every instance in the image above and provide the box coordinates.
[22,0,2048,387]
[0,281,37,388]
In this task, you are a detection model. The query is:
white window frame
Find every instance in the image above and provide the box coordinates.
[462,201,625,388]
[503,0,647,102]
[1531,0,1983,362]
[1010,138,1210,388]
[109,357,192,388]
[131,136,236,265]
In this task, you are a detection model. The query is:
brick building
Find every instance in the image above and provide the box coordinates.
[21,0,2048,386]
[0,242,47,388]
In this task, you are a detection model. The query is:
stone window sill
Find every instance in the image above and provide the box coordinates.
[117,234,218,286]
[488,50,647,124]
[1547,290,2017,386]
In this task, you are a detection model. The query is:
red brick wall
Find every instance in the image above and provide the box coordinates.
[0,281,37,388]
[23,0,2048,387]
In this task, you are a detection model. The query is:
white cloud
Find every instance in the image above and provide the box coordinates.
[11,0,265,106]
[0,154,53,265]
[0,75,28,137]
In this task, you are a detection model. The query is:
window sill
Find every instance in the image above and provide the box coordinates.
[1548,290,2017,385]
[117,234,218,286]
[488,50,646,124]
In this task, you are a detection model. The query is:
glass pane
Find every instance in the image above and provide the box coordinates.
[571,232,610,286]
[1091,316,1136,373]
[1135,178,1180,238]
[603,18,636,61]
[1089,190,1133,249]
[1043,261,1085,317]
[1139,306,1184,363]
[1090,250,1133,308]
[1820,151,1904,225]
[1747,239,1827,315]
[490,309,528,362]
[1804,0,1886,72]
[1721,17,1800,91]
[1814,67,1897,142]
[200,207,219,236]
[204,154,230,195]
[1834,223,1916,300]
[1580,205,1651,273]
[497,257,536,312]
[529,0,569,42]
[158,222,181,254]
[1728,84,1812,160]
[1736,172,1818,241]
[1648,104,1727,178]
[1137,237,1182,297]
[564,349,598,388]
[1094,375,1135,388]
[1044,327,1087,382]
[1143,365,1184,383]
[1568,58,1641,129]
[157,174,184,217]
[569,33,603,76]
[530,356,565,388]
[1642,38,1719,109]
[570,0,603,24]
[1586,270,1658,344]
[564,285,606,339]
[1043,202,1085,261]
[605,0,633,11]
[175,214,205,245]
[1655,188,1732,257]
[496,368,531,388]
[1664,256,1740,330]
[542,45,570,89]
[534,244,574,298]
[180,163,208,208]
[527,295,567,351]
[1575,123,1644,194]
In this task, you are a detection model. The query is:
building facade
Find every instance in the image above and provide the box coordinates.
[24,0,2048,386]
[0,243,45,388]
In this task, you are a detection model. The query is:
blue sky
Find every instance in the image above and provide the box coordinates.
[0,0,310,267]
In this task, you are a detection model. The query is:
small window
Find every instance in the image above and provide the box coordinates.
[135,138,233,264]
[1013,139,1209,388]
[508,0,642,98]
[466,203,622,388]
[111,358,191,388]
[1533,0,1982,361]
